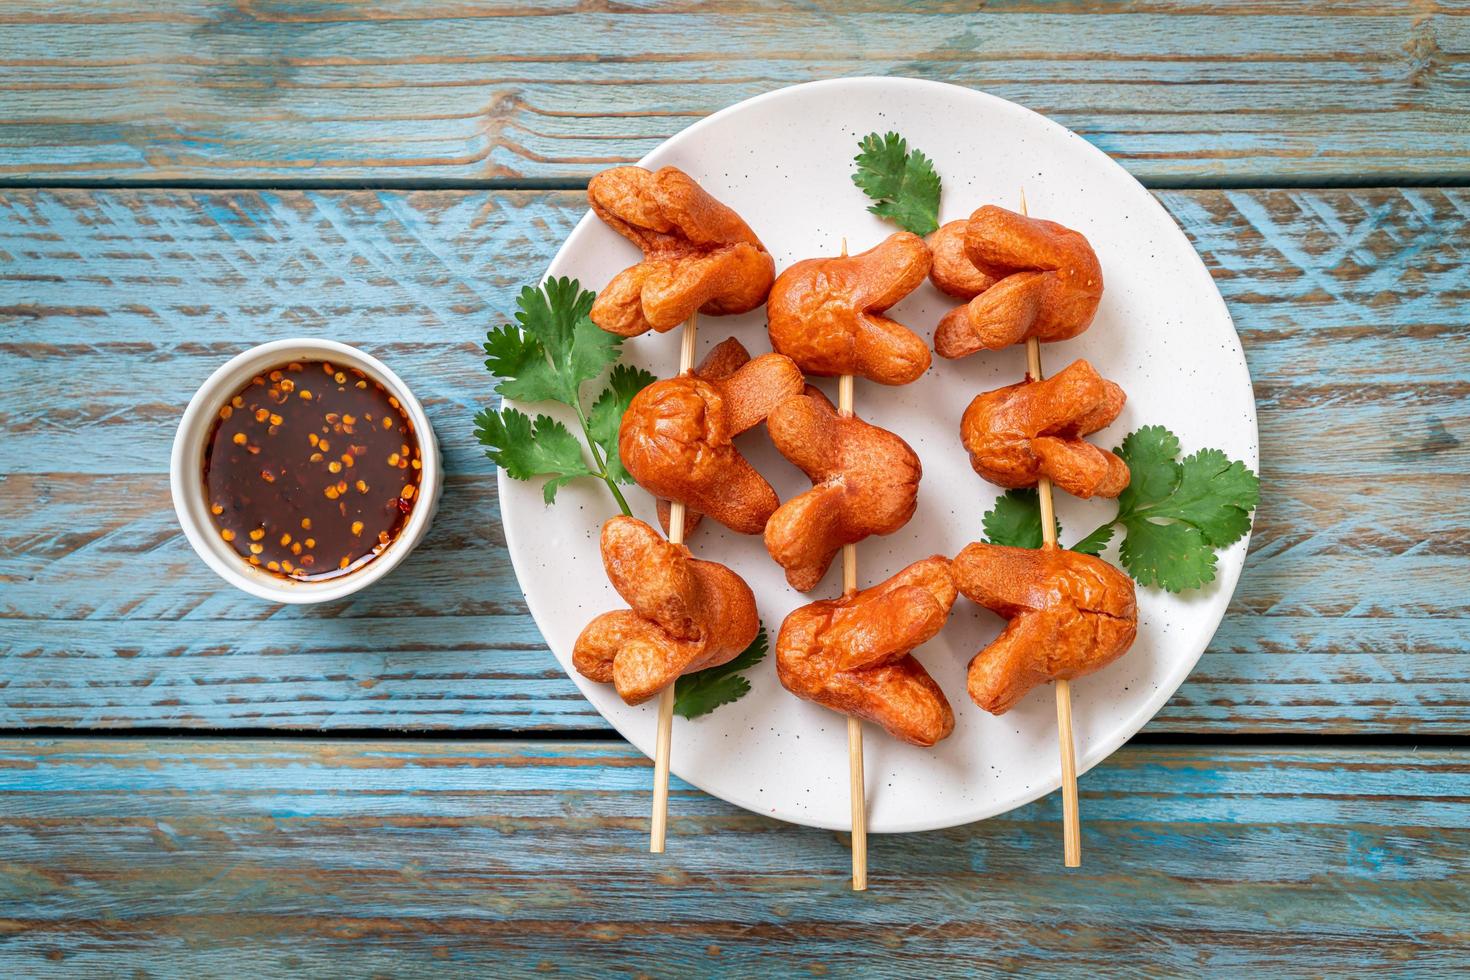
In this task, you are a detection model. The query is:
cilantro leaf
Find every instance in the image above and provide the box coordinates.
[982,489,1058,549]
[473,407,593,504]
[983,488,1113,555]
[1070,522,1115,557]
[477,276,639,516]
[1111,425,1260,593]
[498,277,619,407]
[482,324,562,404]
[852,132,941,236]
[978,426,1257,592]
[674,626,768,720]
[588,364,657,485]
[1153,449,1260,547]
[1119,517,1216,592]
[569,308,623,395]
[1116,425,1183,517]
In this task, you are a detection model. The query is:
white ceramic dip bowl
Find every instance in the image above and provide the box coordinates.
[170,339,442,604]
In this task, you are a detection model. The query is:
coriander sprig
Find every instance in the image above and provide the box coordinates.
[982,488,1061,551]
[474,277,655,513]
[1101,426,1260,592]
[674,625,768,719]
[980,426,1259,593]
[852,131,942,236]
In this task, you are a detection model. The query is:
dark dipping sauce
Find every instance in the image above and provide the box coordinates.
[203,360,423,581]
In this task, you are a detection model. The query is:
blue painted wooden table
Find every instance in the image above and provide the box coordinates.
[2,3,1468,975]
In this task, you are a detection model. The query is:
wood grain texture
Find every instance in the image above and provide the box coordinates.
[2,187,1467,734]
[1,1,1467,184]
[0,739,1464,976]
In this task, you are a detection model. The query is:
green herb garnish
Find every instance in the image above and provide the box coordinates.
[981,488,1060,550]
[474,277,655,512]
[852,132,942,236]
[979,426,1259,593]
[1104,425,1260,592]
[1069,521,1115,558]
[674,625,768,719]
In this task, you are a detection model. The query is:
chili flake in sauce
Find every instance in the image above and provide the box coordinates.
[203,360,423,581]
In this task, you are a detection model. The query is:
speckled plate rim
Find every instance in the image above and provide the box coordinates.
[500,76,1257,833]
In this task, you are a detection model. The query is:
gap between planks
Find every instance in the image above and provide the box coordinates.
[1,729,1466,750]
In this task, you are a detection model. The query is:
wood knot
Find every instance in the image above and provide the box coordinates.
[1404,15,1443,88]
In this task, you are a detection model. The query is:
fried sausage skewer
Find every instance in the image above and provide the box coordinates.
[834,238,870,893]
[647,314,700,855]
[961,358,1128,499]
[1015,194,1083,867]
[588,166,774,337]
[623,337,802,536]
[765,388,921,591]
[581,166,780,855]
[1024,333,1083,868]
[574,515,760,704]
[777,555,957,747]
[767,235,939,890]
[939,196,1126,867]
[953,542,1137,715]
[933,204,1103,358]
[837,368,868,891]
[767,232,932,384]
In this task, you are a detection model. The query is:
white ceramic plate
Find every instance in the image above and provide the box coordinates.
[499,77,1257,833]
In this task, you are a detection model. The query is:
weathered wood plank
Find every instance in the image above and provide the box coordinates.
[0,739,1464,975]
[2,471,1468,733]
[1,2,1467,184]
[1,187,1467,733]
[1,187,1465,474]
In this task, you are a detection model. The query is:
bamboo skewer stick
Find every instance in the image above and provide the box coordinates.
[1025,337,1082,868]
[650,311,700,855]
[834,238,868,892]
[1017,192,1082,868]
[838,372,867,892]
[649,686,675,854]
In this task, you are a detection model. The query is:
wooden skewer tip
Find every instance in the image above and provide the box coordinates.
[847,713,867,891]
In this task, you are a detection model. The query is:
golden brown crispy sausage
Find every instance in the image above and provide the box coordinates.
[960,359,1129,499]
[764,389,921,591]
[775,556,957,746]
[587,167,776,337]
[651,336,791,539]
[935,206,1103,358]
[767,232,933,385]
[620,339,802,534]
[953,542,1137,715]
[573,516,760,705]
[927,219,997,298]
